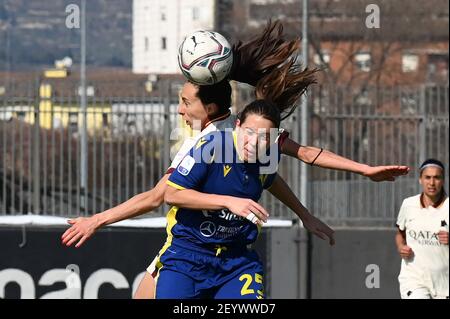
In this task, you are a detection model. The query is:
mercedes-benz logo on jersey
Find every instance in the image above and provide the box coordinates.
[200,221,216,238]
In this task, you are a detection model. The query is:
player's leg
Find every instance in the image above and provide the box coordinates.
[133,272,156,299]
[133,255,159,299]
[155,269,199,299]
[154,245,210,299]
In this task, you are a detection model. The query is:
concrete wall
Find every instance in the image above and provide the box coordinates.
[268,227,401,299]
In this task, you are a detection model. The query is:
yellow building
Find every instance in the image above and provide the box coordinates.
[9,83,113,135]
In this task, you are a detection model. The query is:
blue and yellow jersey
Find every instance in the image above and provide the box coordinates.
[165,130,280,250]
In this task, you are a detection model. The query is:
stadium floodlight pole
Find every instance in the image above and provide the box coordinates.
[80,0,88,213]
[297,0,310,300]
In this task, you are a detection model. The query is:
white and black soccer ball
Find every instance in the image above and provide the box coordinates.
[178,30,233,85]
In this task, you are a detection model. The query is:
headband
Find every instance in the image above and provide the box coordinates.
[420,163,444,172]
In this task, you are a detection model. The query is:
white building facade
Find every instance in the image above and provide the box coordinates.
[133,0,216,74]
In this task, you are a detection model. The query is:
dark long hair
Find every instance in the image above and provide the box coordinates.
[231,20,318,120]
[190,20,318,120]
[238,100,281,129]
[193,80,232,115]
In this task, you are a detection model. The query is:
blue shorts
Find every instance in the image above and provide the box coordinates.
[155,241,265,299]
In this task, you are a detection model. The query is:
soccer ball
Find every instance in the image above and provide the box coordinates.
[178,30,233,85]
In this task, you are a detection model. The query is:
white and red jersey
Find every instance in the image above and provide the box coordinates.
[396,194,449,298]
[167,112,236,174]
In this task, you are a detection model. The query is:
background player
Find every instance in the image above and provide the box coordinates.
[395,159,448,299]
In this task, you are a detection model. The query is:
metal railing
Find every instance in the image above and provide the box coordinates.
[1,81,448,227]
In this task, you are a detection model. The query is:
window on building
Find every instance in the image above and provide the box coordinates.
[53,117,62,128]
[77,86,95,97]
[144,37,149,52]
[102,113,109,126]
[356,89,371,106]
[313,51,330,66]
[402,53,419,72]
[355,52,371,72]
[427,53,449,82]
[69,112,78,131]
[126,114,136,128]
[313,87,329,114]
[428,62,437,72]
[15,111,26,121]
[192,7,200,20]
[161,37,167,50]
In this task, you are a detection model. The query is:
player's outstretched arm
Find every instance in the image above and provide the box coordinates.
[281,137,410,182]
[164,185,269,225]
[61,173,170,248]
[267,174,335,245]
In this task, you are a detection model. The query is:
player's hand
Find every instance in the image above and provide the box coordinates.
[398,245,414,259]
[301,214,335,246]
[438,231,449,245]
[363,165,410,182]
[225,197,269,225]
[61,216,100,248]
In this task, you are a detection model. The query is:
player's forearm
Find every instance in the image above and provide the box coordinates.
[94,174,170,227]
[302,146,369,175]
[395,230,407,251]
[165,188,230,211]
[268,175,311,221]
[282,138,370,175]
[95,190,163,227]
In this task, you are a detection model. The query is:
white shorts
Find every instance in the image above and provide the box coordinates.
[401,287,432,299]
[146,255,159,277]
[400,287,449,299]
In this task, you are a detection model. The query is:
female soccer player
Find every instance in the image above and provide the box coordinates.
[395,159,448,299]
[158,98,330,298]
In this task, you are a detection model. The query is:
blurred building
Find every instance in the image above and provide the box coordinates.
[216,0,449,87]
[0,68,184,135]
[131,0,448,108]
[133,0,216,74]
